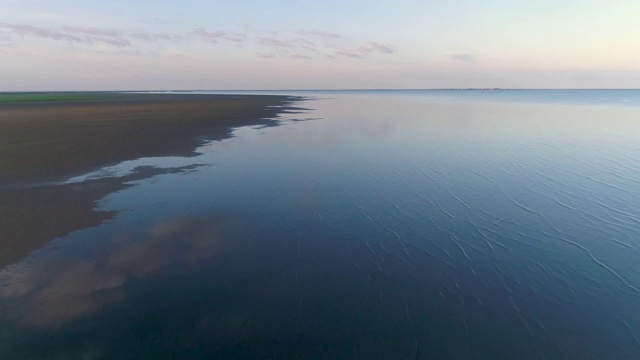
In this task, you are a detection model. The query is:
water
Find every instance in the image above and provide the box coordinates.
[2,90,640,359]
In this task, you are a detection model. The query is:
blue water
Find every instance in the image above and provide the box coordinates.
[2,90,640,359]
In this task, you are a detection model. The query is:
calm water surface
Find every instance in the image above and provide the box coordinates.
[2,90,640,359]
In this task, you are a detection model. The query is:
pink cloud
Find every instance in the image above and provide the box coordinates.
[333,41,396,59]
[298,30,342,40]
[365,41,396,54]
[256,36,293,48]
[131,32,182,42]
[254,33,396,61]
[0,21,131,47]
[60,25,120,38]
[1,21,85,43]
[224,33,246,43]
[257,36,316,49]
[335,48,365,59]
[0,21,398,62]
[191,28,225,43]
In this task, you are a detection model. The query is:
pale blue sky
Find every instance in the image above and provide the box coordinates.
[1,0,639,90]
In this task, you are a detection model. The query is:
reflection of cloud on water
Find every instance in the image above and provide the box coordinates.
[0,216,226,328]
[0,258,128,328]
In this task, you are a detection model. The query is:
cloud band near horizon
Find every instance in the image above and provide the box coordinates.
[0,21,396,61]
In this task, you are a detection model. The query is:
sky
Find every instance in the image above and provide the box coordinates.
[1,0,640,90]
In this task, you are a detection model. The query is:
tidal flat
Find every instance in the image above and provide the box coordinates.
[1,90,640,359]
[0,93,297,268]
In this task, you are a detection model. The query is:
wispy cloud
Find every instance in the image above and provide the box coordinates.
[365,41,395,54]
[298,30,342,40]
[60,25,120,38]
[224,32,246,43]
[191,28,225,43]
[256,36,316,49]
[256,33,396,60]
[0,21,397,61]
[0,22,131,47]
[333,42,397,59]
[131,32,183,43]
[1,21,185,48]
[449,54,475,62]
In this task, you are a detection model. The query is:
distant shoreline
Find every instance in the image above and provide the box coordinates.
[2,88,640,94]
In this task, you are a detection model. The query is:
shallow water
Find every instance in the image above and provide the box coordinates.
[2,91,640,359]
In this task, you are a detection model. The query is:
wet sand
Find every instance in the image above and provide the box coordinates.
[0,93,296,268]
[0,93,295,185]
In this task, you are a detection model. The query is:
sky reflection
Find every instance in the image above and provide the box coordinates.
[1,215,227,328]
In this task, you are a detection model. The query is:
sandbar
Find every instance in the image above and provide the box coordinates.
[0,92,298,268]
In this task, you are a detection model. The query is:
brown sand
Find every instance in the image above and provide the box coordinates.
[0,93,295,185]
[0,93,297,268]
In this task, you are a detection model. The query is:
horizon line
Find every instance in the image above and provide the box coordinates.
[3,88,640,93]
